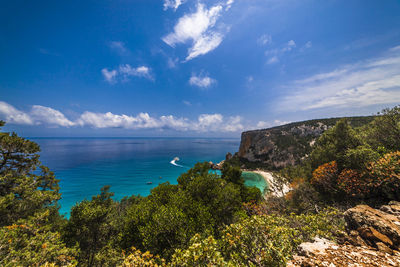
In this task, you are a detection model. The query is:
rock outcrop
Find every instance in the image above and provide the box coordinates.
[344,202,400,249]
[238,116,374,169]
[288,237,400,266]
[288,202,400,266]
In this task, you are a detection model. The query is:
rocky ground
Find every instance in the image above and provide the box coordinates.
[288,201,400,266]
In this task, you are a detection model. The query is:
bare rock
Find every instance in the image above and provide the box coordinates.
[358,226,393,247]
[376,242,393,254]
[344,204,400,249]
[288,238,400,267]
[380,201,400,218]
[297,237,334,257]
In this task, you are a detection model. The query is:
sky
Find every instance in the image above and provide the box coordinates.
[1,0,400,137]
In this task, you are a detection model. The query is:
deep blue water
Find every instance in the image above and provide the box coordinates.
[31,138,241,215]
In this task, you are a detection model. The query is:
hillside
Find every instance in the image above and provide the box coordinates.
[238,116,375,169]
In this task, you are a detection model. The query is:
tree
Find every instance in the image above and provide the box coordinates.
[63,186,120,266]
[221,162,243,185]
[310,119,363,171]
[364,106,400,152]
[120,162,248,259]
[0,121,61,226]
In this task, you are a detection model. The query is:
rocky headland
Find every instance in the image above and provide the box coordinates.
[237,116,374,169]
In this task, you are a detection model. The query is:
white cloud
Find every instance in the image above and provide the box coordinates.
[102,64,153,83]
[0,101,244,133]
[159,115,190,130]
[78,111,242,132]
[265,39,297,64]
[119,64,153,80]
[221,116,244,132]
[225,0,235,10]
[0,102,74,127]
[76,111,160,129]
[255,120,290,129]
[280,46,400,110]
[189,73,216,88]
[0,101,33,125]
[267,56,279,64]
[281,40,296,52]
[101,68,118,83]
[163,0,185,11]
[257,34,272,46]
[191,113,243,132]
[31,105,75,127]
[187,32,223,61]
[390,45,400,52]
[108,41,128,55]
[162,3,230,61]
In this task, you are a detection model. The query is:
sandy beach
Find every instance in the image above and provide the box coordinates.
[249,170,291,197]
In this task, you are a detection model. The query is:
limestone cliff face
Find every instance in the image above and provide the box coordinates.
[238,116,375,169]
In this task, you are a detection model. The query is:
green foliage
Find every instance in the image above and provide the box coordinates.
[220,215,298,266]
[220,209,344,266]
[63,186,121,266]
[309,119,362,171]
[121,247,166,266]
[342,145,379,171]
[169,208,344,267]
[0,123,61,226]
[0,122,70,265]
[170,234,230,266]
[121,162,249,259]
[221,161,243,185]
[0,124,41,175]
[285,182,321,214]
[368,151,400,200]
[277,106,400,210]
[278,161,313,183]
[241,186,262,203]
[0,210,78,266]
[363,106,400,152]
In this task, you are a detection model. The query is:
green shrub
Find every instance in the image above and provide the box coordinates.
[0,211,78,266]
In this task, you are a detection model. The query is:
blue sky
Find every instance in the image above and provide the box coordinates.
[1,0,400,137]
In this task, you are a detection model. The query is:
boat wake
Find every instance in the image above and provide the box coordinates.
[170,157,184,168]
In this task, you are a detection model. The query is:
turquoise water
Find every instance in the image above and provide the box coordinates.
[32,138,242,215]
[241,171,268,195]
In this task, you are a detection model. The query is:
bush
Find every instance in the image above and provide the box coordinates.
[0,211,78,266]
[311,161,339,196]
[218,209,344,266]
[220,215,298,266]
[337,169,369,198]
[122,247,166,267]
[170,235,229,266]
[368,151,400,200]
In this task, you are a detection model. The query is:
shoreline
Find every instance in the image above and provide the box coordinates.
[242,169,290,198]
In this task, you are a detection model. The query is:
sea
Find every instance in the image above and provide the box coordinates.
[31,137,267,216]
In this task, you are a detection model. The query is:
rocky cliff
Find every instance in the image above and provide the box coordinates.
[238,116,374,169]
